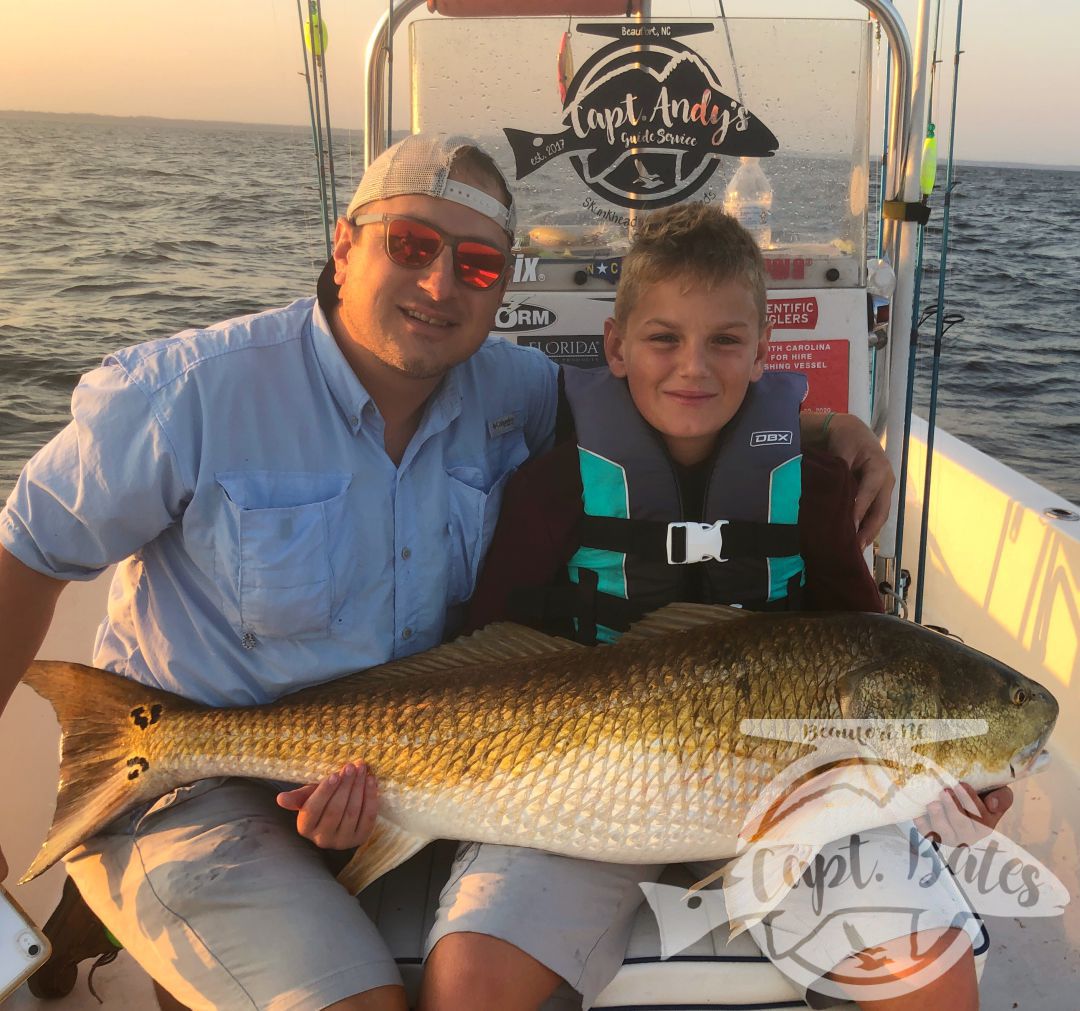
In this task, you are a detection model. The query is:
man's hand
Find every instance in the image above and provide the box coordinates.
[915,784,1014,849]
[808,413,895,549]
[277,762,379,850]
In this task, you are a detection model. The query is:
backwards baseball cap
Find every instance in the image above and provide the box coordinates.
[346,133,516,235]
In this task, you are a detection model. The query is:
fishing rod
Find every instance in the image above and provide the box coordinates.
[875,16,890,262]
[890,0,944,610]
[716,0,744,108]
[387,0,395,149]
[314,0,340,223]
[915,0,966,623]
[868,15,890,424]
[307,3,332,235]
[296,0,331,258]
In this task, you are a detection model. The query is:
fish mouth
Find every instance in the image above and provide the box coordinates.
[1026,750,1053,775]
[1010,746,1053,781]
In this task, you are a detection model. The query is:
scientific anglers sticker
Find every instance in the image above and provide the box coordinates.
[504,22,778,210]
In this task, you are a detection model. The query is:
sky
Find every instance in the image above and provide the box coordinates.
[1,0,1077,168]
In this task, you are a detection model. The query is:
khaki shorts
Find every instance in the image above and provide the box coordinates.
[65,778,402,1011]
[429,824,984,1009]
[66,777,982,1011]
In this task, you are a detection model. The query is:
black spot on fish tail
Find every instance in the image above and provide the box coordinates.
[126,757,150,781]
[130,704,164,729]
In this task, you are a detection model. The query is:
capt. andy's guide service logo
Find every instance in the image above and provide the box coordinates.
[503,22,778,211]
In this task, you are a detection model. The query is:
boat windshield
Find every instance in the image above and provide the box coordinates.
[411,15,870,285]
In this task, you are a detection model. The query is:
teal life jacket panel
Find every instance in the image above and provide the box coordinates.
[561,366,807,643]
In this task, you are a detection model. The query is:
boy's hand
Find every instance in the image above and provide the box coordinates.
[807,413,895,549]
[277,762,379,850]
[914,783,1014,849]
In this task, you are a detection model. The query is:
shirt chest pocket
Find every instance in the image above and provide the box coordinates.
[213,471,352,640]
[444,430,529,606]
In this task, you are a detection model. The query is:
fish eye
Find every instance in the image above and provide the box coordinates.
[1012,687,1029,706]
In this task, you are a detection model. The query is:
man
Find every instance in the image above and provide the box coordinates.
[0,134,899,1010]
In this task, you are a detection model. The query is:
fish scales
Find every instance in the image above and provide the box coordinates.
[145,620,839,854]
[20,606,1058,885]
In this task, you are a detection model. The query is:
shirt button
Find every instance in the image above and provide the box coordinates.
[402,627,413,640]
[349,415,359,427]
[401,547,411,560]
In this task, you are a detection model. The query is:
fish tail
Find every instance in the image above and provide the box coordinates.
[19,660,194,883]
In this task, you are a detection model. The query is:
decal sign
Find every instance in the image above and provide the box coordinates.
[586,258,622,284]
[493,303,558,333]
[519,336,606,369]
[763,257,813,282]
[504,23,778,210]
[767,297,819,330]
[512,256,544,284]
[766,339,849,413]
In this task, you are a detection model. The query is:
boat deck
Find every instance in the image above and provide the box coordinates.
[4,710,1079,1010]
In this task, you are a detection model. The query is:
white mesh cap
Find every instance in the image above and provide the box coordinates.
[346,134,515,234]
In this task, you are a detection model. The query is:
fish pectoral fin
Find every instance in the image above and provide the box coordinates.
[834,658,892,718]
[336,818,432,895]
[330,623,583,688]
[619,603,749,644]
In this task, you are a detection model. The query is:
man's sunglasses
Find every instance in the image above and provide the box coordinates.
[350,213,509,291]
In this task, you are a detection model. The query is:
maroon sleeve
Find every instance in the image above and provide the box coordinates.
[800,448,884,613]
[464,440,585,632]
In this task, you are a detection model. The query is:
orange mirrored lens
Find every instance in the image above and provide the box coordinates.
[386,218,442,268]
[457,241,506,289]
[383,217,506,290]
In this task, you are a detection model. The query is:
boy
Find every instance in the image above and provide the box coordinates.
[466,204,880,641]
[420,205,998,1011]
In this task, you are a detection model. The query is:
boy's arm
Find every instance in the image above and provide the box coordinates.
[799,449,883,613]
[800,412,894,549]
[466,441,583,633]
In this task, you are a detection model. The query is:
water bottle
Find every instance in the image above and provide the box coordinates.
[723,157,773,248]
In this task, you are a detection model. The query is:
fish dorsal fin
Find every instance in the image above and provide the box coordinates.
[337,623,584,686]
[619,603,750,644]
[337,817,431,895]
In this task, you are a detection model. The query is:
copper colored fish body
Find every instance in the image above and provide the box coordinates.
[21,606,1057,892]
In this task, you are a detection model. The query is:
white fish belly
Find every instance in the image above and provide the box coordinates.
[380,745,782,864]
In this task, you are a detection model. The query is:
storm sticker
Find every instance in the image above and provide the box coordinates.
[504,23,778,210]
[493,304,558,333]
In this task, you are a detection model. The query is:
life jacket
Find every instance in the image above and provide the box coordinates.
[558,366,807,643]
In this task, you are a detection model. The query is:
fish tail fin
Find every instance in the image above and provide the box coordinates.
[19,660,193,883]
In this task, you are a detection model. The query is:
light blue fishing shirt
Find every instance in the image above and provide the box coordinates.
[0,295,557,706]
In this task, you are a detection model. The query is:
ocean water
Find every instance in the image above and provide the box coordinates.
[1,112,1078,506]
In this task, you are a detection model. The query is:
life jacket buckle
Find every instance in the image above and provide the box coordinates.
[667,520,729,564]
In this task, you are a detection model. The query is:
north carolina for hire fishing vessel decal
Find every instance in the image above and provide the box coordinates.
[504,23,778,210]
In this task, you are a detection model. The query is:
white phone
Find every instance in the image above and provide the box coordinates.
[0,885,51,1003]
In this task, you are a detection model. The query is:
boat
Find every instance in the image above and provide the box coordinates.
[3,1,1078,1008]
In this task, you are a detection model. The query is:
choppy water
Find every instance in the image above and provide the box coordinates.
[1,112,1078,505]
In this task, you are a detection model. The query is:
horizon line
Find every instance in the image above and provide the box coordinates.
[3,108,1078,173]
